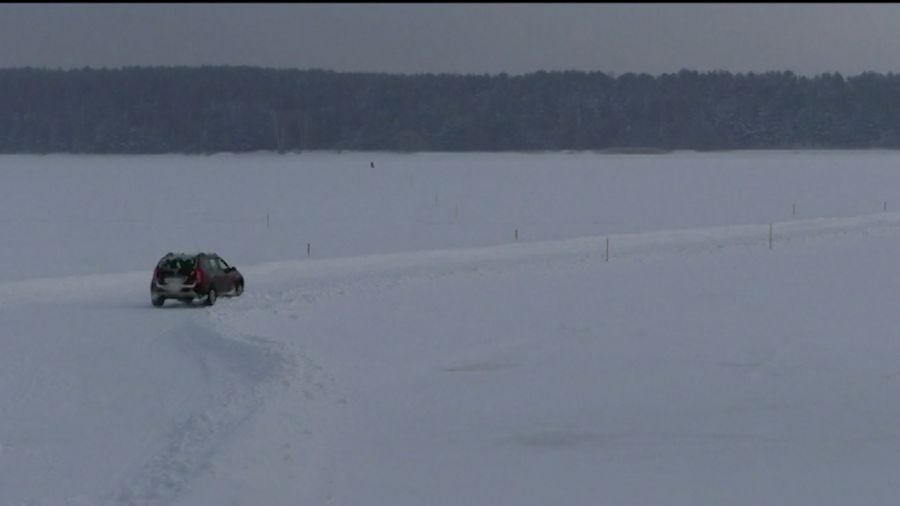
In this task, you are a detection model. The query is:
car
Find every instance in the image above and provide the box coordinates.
[150,252,244,307]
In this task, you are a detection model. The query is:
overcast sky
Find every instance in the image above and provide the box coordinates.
[0,3,898,76]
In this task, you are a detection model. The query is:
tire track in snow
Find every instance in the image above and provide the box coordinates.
[187,293,343,506]
[108,319,291,506]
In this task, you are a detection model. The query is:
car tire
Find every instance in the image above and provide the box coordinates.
[206,287,217,306]
[235,282,244,296]
[152,295,165,307]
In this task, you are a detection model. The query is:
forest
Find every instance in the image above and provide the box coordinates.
[0,66,897,153]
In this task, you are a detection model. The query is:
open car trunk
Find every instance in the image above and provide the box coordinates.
[155,256,198,285]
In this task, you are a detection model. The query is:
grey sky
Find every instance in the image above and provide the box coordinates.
[0,3,898,76]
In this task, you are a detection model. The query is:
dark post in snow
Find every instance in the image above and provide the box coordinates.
[769,223,773,250]
[515,229,518,241]
[370,161,374,168]
[307,243,311,257]
[605,237,610,262]
[885,201,888,212]
[266,212,269,230]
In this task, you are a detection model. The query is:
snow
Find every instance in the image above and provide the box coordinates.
[3,150,900,505]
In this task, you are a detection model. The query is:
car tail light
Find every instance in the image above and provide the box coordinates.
[153,266,165,284]
[195,268,205,285]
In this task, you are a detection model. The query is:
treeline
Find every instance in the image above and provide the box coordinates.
[1,66,900,153]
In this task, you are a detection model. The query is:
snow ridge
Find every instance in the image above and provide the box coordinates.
[1,211,899,306]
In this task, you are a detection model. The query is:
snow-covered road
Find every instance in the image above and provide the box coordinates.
[5,210,900,505]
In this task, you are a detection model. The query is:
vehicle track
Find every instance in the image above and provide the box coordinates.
[107,319,289,506]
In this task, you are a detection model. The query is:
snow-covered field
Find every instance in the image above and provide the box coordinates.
[4,150,900,505]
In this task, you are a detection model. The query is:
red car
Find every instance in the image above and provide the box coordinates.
[150,252,244,307]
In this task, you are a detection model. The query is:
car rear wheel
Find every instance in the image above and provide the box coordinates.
[152,295,165,307]
[206,287,217,306]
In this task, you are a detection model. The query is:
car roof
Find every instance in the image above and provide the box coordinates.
[160,252,217,260]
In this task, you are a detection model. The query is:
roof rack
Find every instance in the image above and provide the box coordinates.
[161,251,217,258]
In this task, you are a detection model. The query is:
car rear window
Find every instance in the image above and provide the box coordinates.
[158,256,196,275]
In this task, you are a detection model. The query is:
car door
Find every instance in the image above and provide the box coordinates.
[201,255,222,293]
[218,256,239,290]
[213,256,235,293]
